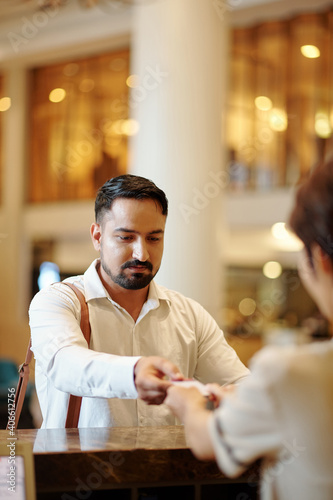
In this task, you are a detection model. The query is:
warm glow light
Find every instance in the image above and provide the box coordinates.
[255,96,272,111]
[110,119,140,136]
[0,97,11,112]
[263,261,282,279]
[269,108,288,132]
[239,298,256,316]
[121,119,140,136]
[271,222,289,240]
[271,222,304,251]
[315,112,331,138]
[110,58,127,72]
[63,63,79,77]
[126,74,140,88]
[49,88,66,103]
[79,79,95,92]
[300,45,320,59]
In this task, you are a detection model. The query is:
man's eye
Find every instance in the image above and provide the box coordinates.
[148,237,160,242]
[117,235,133,241]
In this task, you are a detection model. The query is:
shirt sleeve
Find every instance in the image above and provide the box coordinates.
[208,347,283,477]
[193,303,250,385]
[29,284,139,399]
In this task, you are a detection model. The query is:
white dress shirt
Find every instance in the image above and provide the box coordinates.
[29,259,249,429]
[209,340,333,500]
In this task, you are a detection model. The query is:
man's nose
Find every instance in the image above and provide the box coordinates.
[132,239,149,262]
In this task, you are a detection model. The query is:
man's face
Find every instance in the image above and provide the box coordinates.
[91,197,166,291]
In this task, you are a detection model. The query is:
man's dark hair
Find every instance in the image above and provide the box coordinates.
[95,174,168,223]
[289,160,333,265]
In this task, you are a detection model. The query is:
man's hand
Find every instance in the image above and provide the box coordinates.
[134,356,183,405]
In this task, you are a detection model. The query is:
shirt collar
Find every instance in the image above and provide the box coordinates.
[146,280,171,309]
[83,259,109,301]
[84,259,171,309]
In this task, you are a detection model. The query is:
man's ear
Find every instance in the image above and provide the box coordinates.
[90,223,102,251]
[312,243,333,275]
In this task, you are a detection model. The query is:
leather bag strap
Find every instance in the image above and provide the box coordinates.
[6,282,90,430]
[7,340,33,431]
[62,282,91,428]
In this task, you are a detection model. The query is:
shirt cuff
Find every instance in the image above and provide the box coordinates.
[109,355,141,399]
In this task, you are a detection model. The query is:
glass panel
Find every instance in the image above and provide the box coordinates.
[28,49,130,202]
[227,8,333,191]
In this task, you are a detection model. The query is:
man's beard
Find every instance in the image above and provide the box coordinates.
[101,257,157,290]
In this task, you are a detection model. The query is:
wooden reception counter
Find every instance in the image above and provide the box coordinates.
[0,426,260,499]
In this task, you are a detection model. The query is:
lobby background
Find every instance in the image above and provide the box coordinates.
[0,0,331,375]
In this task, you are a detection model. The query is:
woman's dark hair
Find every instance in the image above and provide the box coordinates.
[95,174,168,223]
[289,160,333,264]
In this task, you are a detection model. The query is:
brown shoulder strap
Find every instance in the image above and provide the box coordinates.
[62,282,91,428]
[6,282,90,430]
[7,340,33,431]
[63,282,91,344]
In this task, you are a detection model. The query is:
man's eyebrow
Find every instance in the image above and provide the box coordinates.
[114,227,164,235]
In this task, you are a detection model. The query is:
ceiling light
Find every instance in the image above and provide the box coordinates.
[121,119,140,136]
[271,222,304,251]
[239,298,256,316]
[300,45,320,59]
[126,74,140,88]
[271,222,289,240]
[49,88,66,103]
[255,96,272,111]
[315,112,331,138]
[263,261,282,279]
[269,108,288,132]
[0,97,11,112]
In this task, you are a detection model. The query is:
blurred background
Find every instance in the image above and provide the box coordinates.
[1,0,332,425]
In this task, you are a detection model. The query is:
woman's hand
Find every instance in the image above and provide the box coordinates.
[165,386,206,422]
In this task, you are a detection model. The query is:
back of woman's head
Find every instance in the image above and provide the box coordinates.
[289,160,333,264]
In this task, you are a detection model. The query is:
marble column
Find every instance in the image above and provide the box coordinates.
[129,0,229,319]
